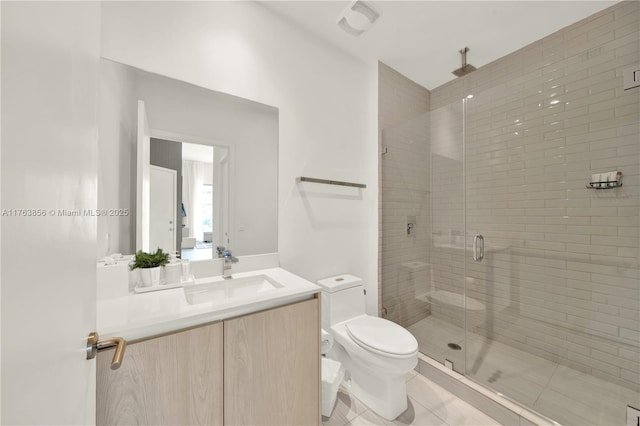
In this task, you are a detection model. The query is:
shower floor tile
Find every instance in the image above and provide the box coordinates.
[464,335,557,407]
[407,316,466,369]
[532,389,599,426]
[408,315,640,426]
[536,365,639,426]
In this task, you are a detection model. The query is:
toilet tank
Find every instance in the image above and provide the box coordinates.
[317,275,365,329]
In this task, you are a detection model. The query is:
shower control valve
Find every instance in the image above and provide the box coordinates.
[406,215,416,236]
[407,223,415,235]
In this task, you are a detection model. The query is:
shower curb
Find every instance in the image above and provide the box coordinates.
[416,353,561,426]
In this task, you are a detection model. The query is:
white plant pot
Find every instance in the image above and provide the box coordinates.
[140,266,161,287]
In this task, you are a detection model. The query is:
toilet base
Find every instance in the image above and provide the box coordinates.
[345,369,408,420]
[332,344,412,420]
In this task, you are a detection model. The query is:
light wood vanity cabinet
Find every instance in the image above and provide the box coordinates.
[224,296,320,425]
[96,321,224,425]
[97,297,320,426]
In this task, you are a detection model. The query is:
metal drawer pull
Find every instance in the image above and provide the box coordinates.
[86,332,127,370]
[473,234,484,262]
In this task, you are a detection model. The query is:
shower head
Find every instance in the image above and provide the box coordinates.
[452,47,477,77]
[452,64,477,77]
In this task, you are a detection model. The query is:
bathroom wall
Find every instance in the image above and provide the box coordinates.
[430,1,639,391]
[100,2,379,312]
[2,2,101,422]
[378,63,432,325]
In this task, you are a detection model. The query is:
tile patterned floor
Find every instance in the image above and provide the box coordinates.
[408,316,640,426]
[322,370,502,426]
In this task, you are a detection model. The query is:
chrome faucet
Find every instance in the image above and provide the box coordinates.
[217,247,239,279]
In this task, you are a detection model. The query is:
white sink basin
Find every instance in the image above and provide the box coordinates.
[184,274,284,305]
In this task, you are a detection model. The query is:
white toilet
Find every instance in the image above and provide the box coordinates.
[317,274,418,420]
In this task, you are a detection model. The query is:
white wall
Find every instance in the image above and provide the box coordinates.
[2,2,100,423]
[101,1,379,312]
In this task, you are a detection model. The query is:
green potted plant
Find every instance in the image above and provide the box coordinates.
[130,248,170,287]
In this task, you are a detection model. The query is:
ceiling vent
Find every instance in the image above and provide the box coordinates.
[337,1,381,36]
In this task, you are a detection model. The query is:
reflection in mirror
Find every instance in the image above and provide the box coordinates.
[180,143,215,259]
[98,58,278,259]
[147,139,226,260]
[182,143,230,260]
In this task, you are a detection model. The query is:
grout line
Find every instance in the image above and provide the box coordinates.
[406,392,453,426]
[531,359,560,408]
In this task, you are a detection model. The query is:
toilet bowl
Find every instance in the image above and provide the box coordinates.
[317,275,418,420]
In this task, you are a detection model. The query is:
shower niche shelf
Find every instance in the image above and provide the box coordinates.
[586,181,622,189]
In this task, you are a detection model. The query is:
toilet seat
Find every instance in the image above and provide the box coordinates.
[345,316,418,358]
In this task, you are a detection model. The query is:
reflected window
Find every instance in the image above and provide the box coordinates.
[202,184,213,234]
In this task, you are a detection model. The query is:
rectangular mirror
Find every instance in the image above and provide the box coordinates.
[98,59,278,259]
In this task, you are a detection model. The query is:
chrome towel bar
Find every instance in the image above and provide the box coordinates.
[296,176,366,189]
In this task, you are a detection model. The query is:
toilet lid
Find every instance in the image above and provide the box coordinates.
[345,316,418,357]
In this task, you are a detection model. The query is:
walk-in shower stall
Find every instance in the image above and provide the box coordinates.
[381,3,639,425]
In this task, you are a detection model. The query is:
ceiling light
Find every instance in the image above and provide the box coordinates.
[337,1,381,36]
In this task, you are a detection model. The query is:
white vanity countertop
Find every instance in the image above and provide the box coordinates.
[98,267,320,342]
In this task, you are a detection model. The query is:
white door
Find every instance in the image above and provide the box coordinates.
[149,166,177,253]
[213,146,230,249]
[136,100,151,252]
[1,2,100,423]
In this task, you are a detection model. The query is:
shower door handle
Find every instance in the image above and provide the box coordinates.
[473,234,484,262]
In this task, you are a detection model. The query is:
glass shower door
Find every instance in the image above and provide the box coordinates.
[463,80,640,426]
[426,100,466,373]
[461,89,545,406]
[380,112,435,335]
[380,99,467,374]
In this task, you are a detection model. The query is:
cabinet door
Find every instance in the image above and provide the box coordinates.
[97,322,223,425]
[224,297,320,425]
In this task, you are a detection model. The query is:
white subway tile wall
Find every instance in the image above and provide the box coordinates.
[379,0,640,404]
[432,0,639,393]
